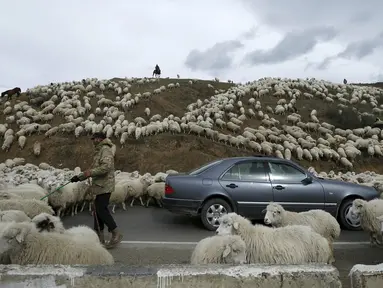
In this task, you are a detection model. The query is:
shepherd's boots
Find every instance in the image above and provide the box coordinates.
[106,228,123,249]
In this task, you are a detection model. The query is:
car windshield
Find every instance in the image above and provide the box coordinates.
[188,159,223,175]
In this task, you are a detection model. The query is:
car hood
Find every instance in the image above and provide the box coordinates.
[318,177,378,196]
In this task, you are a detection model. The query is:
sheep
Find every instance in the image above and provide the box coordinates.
[348,199,383,246]
[5,184,48,203]
[0,199,54,218]
[126,174,154,207]
[145,182,165,207]
[0,210,31,222]
[31,213,99,244]
[190,235,246,265]
[0,221,114,265]
[109,180,130,213]
[263,202,341,242]
[216,212,334,264]
[33,141,41,156]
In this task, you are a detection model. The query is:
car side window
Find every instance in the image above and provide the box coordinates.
[268,162,306,182]
[222,162,267,181]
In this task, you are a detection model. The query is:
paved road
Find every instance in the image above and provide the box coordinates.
[64,205,370,242]
[63,206,383,288]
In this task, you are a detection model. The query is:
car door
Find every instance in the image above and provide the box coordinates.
[267,161,325,212]
[218,160,273,219]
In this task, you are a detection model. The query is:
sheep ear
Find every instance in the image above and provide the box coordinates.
[223,245,231,258]
[15,229,25,243]
[261,209,266,213]
[233,222,239,230]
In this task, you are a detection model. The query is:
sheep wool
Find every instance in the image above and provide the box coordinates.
[217,212,334,265]
[264,202,341,242]
[190,234,246,265]
[1,222,114,265]
[0,199,54,218]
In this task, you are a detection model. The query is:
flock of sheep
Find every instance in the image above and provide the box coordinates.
[1,197,382,266]
[0,75,382,266]
[193,197,383,266]
[0,76,382,171]
[0,157,382,266]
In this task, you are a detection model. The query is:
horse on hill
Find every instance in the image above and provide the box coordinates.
[1,87,21,100]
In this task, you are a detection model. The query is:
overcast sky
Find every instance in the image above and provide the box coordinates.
[1,0,382,91]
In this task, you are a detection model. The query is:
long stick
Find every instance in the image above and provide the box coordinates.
[40,181,71,201]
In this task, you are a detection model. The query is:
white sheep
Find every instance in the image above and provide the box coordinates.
[145,182,165,207]
[33,141,41,156]
[18,136,26,149]
[0,210,31,222]
[109,180,130,213]
[348,199,383,246]
[126,174,154,207]
[263,202,340,242]
[0,221,114,265]
[0,199,54,218]
[5,184,48,203]
[31,213,99,244]
[190,235,246,265]
[217,212,334,264]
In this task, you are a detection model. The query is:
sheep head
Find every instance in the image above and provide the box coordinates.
[349,199,366,217]
[216,213,246,236]
[263,202,284,225]
[31,213,65,233]
[221,236,247,265]
[2,222,34,245]
[0,191,16,200]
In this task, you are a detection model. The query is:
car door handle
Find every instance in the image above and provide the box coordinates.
[226,183,238,188]
[273,185,285,190]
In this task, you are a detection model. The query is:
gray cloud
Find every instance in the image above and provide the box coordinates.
[314,32,383,70]
[240,0,383,35]
[184,40,244,72]
[242,27,337,66]
[338,32,383,59]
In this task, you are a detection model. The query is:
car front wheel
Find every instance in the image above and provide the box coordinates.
[200,198,232,231]
[338,198,362,231]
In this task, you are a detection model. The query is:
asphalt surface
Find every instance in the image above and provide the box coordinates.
[63,205,383,288]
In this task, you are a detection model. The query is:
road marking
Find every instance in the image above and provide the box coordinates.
[120,240,371,246]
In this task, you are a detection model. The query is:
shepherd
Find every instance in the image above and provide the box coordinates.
[70,132,123,249]
[152,64,161,78]
[1,87,21,100]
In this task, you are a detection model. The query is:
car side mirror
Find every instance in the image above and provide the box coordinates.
[302,175,313,185]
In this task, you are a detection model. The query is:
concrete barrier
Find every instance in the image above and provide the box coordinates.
[350,263,383,288]
[0,264,340,288]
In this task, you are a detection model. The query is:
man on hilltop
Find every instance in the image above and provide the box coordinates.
[71,132,123,249]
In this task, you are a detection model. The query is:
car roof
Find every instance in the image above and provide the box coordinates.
[218,156,291,162]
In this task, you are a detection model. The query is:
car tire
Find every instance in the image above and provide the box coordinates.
[200,198,232,231]
[338,198,362,231]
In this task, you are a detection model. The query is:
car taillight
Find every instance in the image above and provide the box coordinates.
[165,184,174,195]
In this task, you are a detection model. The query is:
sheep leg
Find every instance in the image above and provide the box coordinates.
[71,206,75,217]
[56,207,62,218]
[80,201,86,212]
[112,205,116,214]
[155,198,163,208]
[122,202,127,211]
[130,198,135,207]
[139,197,144,206]
[146,198,151,207]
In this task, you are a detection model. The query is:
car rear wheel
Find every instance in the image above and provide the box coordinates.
[200,198,232,231]
[338,198,362,231]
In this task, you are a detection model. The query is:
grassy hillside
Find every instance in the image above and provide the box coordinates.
[0,78,382,174]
